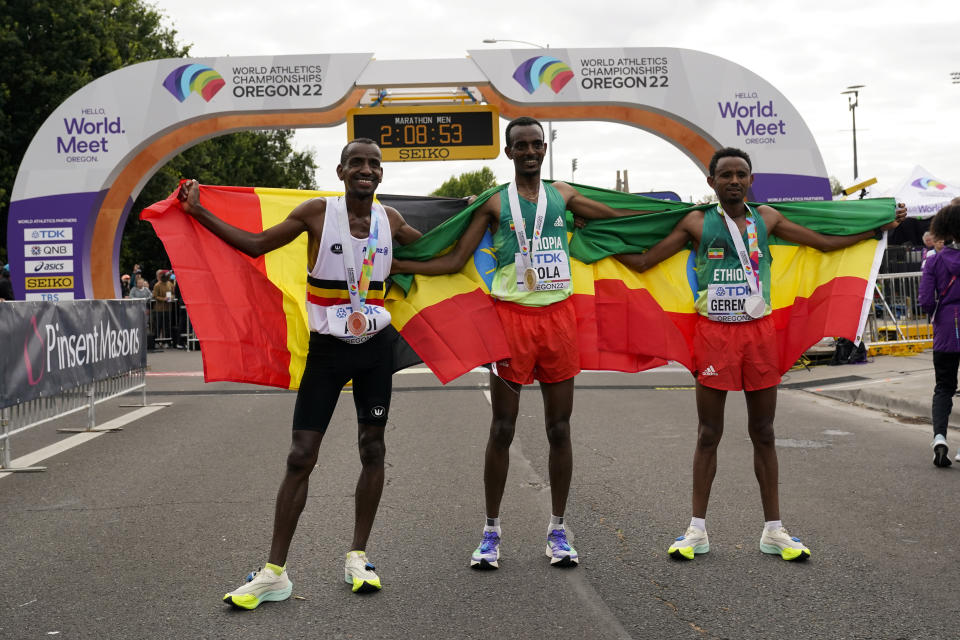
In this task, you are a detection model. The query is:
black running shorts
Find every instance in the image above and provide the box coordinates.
[291,331,392,432]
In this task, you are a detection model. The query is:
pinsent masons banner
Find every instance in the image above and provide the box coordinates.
[0,300,146,409]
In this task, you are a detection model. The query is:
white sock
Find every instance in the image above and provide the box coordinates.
[484,516,501,534]
[764,520,783,531]
[689,517,706,531]
[548,514,565,534]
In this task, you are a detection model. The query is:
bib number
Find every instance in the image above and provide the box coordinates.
[514,249,571,292]
[707,282,763,323]
[326,303,391,342]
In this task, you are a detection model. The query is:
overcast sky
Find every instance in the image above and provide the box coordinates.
[152,0,959,202]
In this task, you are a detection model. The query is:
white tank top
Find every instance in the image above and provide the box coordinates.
[306,196,392,343]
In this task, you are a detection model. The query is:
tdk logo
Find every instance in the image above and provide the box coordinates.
[24,227,73,241]
[331,243,343,255]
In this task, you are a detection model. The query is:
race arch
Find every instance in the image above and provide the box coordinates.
[8,48,831,300]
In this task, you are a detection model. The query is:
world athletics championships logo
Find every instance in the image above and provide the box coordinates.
[512,56,574,94]
[911,177,947,191]
[162,64,226,102]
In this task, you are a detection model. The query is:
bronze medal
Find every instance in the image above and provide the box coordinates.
[347,310,367,337]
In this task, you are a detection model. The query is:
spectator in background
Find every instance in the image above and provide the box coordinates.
[120,274,131,298]
[152,270,175,342]
[129,276,151,300]
[918,203,960,468]
[921,232,938,271]
[0,264,13,301]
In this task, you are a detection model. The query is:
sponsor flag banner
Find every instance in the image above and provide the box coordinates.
[143,184,895,389]
[0,300,146,409]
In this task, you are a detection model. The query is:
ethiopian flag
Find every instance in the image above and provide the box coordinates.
[142,183,895,389]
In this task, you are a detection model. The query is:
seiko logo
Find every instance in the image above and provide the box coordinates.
[331,243,343,254]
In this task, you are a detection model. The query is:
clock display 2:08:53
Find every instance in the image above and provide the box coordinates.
[378,122,463,147]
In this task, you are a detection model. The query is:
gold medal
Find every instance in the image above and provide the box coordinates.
[347,310,367,337]
[523,267,538,291]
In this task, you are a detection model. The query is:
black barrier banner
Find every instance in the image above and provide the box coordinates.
[0,300,147,408]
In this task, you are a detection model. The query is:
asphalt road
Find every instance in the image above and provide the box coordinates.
[1,350,958,640]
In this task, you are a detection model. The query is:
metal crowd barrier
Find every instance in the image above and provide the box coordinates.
[143,297,198,350]
[0,299,165,473]
[863,271,932,352]
[0,369,151,472]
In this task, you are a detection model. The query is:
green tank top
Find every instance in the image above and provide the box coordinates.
[695,204,772,321]
[491,182,572,306]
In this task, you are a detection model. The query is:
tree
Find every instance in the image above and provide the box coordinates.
[0,0,320,281]
[0,0,188,263]
[124,129,316,276]
[829,176,845,197]
[430,167,498,198]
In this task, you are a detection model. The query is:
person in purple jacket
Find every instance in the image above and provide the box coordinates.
[919,201,960,467]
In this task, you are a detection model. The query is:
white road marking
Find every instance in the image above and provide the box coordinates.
[479,388,633,640]
[0,405,167,481]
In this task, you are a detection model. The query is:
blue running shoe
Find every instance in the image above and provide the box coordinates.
[545,528,579,567]
[470,530,501,570]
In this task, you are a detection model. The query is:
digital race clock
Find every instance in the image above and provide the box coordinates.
[346,104,500,162]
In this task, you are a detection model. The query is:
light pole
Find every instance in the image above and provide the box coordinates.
[483,38,555,180]
[841,84,864,181]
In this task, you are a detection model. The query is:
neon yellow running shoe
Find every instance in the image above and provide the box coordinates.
[668,526,709,560]
[344,550,382,593]
[759,527,811,561]
[223,566,292,610]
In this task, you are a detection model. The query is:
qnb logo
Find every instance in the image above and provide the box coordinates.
[911,178,947,191]
[23,316,46,386]
[162,64,226,102]
[512,56,574,95]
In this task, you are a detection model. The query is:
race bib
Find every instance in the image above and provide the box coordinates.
[514,249,571,292]
[706,282,756,323]
[326,303,391,343]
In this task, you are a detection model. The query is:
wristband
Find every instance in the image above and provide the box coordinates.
[874,229,884,240]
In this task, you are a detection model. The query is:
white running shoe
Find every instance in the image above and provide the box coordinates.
[759,527,811,561]
[470,530,502,570]
[223,566,292,610]
[933,434,952,468]
[344,550,381,593]
[668,526,709,560]
[545,528,579,567]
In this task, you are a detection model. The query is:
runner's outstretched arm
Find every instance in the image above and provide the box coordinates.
[553,182,651,220]
[762,202,906,251]
[178,179,311,257]
[391,200,496,275]
[614,210,701,273]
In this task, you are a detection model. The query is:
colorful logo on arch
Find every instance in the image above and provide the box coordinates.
[162,64,226,102]
[911,177,947,191]
[512,56,574,94]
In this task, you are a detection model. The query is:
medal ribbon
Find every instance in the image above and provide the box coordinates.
[718,204,761,297]
[335,196,380,314]
[507,181,548,277]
